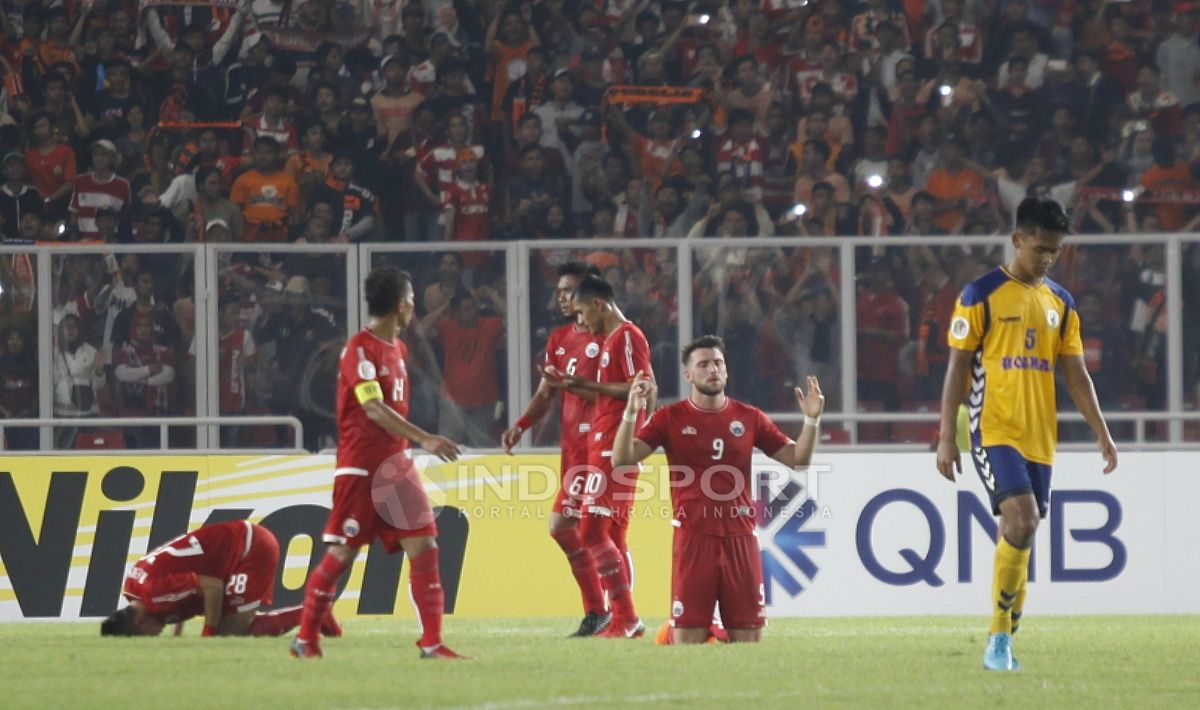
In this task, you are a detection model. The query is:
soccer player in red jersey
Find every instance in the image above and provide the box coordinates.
[546,275,655,639]
[291,267,465,660]
[613,335,826,644]
[501,261,610,636]
[101,521,340,639]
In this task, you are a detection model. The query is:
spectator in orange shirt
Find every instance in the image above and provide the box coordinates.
[1140,136,1200,231]
[229,137,301,242]
[793,139,850,205]
[284,124,333,198]
[924,136,987,233]
[486,9,539,121]
[417,287,507,446]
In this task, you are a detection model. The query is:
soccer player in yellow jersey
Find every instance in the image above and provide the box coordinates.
[936,198,1119,671]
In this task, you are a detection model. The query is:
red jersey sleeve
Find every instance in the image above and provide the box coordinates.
[617,326,653,381]
[635,405,669,450]
[339,337,382,391]
[753,408,792,456]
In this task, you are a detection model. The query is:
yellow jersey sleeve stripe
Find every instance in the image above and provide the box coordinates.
[354,380,384,404]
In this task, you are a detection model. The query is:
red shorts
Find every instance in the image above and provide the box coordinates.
[223,523,279,616]
[552,445,590,516]
[581,428,639,521]
[323,456,437,553]
[671,527,765,630]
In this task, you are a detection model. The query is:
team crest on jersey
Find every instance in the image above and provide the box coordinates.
[555,347,566,356]
[672,600,684,618]
[1046,309,1060,328]
[357,361,377,380]
[585,342,600,358]
[730,420,746,437]
[342,518,360,537]
[681,426,697,436]
[950,316,970,340]
[600,352,610,367]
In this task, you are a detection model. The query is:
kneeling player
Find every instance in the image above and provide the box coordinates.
[101,520,339,638]
[613,336,825,644]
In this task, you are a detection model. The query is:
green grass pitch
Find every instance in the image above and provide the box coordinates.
[2,615,1197,708]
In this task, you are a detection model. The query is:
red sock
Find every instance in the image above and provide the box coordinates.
[591,539,636,623]
[609,523,634,589]
[409,548,444,648]
[298,553,345,643]
[551,527,606,615]
[249,606,303,636]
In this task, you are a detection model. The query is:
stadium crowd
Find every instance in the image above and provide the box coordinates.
[1,0,1199,450]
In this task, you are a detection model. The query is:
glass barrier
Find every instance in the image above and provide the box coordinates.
[850,242,997,444]
[525,243,681,448]
[0,250,38,450]
[46,250,195,450]
[1183,239,1200,443]
[692,243,841,413]
[372,248,510,449]
[212,248,350,451]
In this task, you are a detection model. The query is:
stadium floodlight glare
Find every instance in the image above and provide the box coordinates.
[866,174,884,189]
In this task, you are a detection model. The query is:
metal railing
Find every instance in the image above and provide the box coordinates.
[2,233,1197,452]
[0,416,305,452]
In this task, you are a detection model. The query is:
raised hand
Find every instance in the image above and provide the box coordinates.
[793,375,825,419]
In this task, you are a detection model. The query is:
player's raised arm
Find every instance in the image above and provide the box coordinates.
[1060,354,1118,474]
[936,348,974,481]
[771,376,825,468]
[612,371,656,467]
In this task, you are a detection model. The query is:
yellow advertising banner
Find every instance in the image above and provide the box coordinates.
[0,455,674,621]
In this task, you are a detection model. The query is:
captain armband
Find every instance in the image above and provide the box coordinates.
[354,380,384,405]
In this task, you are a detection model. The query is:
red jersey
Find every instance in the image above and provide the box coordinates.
[70,172,132,239]
[636,398,791,535]
[544,322,602,454]
[418,143,486,194]
[443,180,491,242]
[715,134,765,200]
[114,341,175,415]
[436,316,504,407]
[336,328,411,471]
[122,521,253,623]
[592,321,653,435]
[25,145,77,199]
[219,328,255,413]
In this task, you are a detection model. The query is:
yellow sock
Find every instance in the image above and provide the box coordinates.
[1012,580,1027,634]
[989,537,1030,634]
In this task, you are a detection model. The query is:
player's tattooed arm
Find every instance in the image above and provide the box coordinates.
[613,372,655,467]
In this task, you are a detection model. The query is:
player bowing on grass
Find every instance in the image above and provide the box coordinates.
[936,198,1118,671]
[292,267,466,660]
[102,520,341,639]
[547,275,656,639]
[501,262,611,637]
[612,336,826,644]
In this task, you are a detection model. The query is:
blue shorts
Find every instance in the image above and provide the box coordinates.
[969,445,1052,519]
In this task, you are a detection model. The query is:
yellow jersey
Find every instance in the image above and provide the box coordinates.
[947,267,1083,465]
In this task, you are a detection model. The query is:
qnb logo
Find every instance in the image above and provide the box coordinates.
[757,474,826,605]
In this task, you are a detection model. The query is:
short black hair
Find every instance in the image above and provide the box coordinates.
[449,289,476,311]
[557,261,602,279]
[253,136,281,152]
[1015,197,1070,235]
[101,607,138,636]
[572,275,615,303]
[365,267,413,316]
[682,334,725,365]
